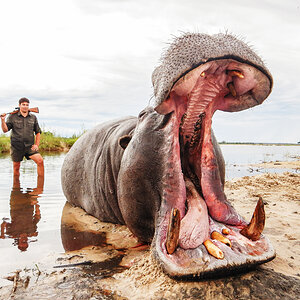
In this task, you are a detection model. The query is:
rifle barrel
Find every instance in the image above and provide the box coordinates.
[2,107,39,115]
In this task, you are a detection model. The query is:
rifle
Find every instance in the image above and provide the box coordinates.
[1,107,39,117]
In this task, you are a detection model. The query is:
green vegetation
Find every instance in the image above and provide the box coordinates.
[39,131,80,151]
[0,131,82,153]
[0,135,10,153]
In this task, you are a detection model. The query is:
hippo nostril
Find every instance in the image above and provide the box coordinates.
[138,111,147,118]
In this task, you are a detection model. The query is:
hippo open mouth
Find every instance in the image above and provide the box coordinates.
[61,32,275,279]
[150,42,275,277]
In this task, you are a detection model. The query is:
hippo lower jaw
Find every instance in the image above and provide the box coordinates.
[151,59,275,278]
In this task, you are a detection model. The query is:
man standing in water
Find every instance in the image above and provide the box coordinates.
[1,98,44,177]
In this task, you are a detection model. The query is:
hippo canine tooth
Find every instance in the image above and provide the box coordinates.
[166,208,181,254]
[204,239,224,259]
[227,70,244,78]
[211,231,232,247]
[240,197,265,241]
[227,82,237,97]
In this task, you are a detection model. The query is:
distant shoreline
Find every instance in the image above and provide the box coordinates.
[219,142,300,146]
[1,133,299,154]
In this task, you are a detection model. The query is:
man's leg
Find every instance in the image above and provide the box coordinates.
[29,153,44,177]
[13,161,21,177]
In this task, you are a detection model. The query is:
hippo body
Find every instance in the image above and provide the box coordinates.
[61,117,136,225]
[61,32,275,278]
[62,108,224,243]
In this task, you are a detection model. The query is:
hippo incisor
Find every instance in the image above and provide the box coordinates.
[61,32,275,278]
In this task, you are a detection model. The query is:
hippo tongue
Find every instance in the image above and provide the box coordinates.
[178,177,209,249]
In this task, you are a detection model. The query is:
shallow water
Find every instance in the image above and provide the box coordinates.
[220,144,300,179]
[0,153,67,286]
[0,145,299,286]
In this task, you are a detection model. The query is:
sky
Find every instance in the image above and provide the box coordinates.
[0,0,299,143]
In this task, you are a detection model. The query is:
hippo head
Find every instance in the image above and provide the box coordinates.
[118,32,274,278]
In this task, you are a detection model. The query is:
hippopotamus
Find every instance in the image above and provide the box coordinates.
[61,32,275,278]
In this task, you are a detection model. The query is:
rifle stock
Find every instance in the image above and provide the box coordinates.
[1,107,39,116]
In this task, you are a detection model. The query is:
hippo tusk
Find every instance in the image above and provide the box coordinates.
[227,82,237,97]
[211,231,232,247]
[166,208,181,254]
[227,70,244,78]
[240,197,265,241]
[203,239,224,259]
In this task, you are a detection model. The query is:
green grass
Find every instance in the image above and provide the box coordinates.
[0,135,10,153]
[0,131,82,153]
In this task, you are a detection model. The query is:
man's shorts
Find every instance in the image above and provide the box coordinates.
[11,143,39,162]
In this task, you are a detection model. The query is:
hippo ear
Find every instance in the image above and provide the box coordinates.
[119,135,132,149]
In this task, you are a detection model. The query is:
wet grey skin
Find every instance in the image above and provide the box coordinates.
[61,32,275,278]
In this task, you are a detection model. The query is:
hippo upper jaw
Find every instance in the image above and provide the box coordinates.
[149,56,275,278]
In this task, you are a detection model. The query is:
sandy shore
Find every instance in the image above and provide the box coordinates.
[225,171,300,277]
[250,160,300,170]
[0,169,299,299]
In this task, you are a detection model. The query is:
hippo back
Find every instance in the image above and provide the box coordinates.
[61,116,137,224]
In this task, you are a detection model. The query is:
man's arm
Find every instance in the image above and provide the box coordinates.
[31,132,41,151]
[1,114,8,133]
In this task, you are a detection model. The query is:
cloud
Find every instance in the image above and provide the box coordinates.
[0,0,299,142]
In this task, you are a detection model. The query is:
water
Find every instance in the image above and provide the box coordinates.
[0,145,299,286]
[0,153,67,286]
[220,144,300,179]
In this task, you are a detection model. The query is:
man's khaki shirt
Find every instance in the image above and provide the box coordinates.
[6,112,42,147]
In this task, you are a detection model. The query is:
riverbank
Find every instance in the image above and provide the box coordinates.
[0,132,80,153]
[1,135,299,154]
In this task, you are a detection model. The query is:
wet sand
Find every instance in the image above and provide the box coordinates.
[1,170,300,299]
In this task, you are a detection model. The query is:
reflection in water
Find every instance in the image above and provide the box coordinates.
[0,176,44,251]
[61,225,107,251]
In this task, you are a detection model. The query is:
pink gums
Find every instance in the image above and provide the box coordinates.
[199,106,245,226]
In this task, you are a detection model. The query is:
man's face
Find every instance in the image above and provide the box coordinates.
[19,102,29,113]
